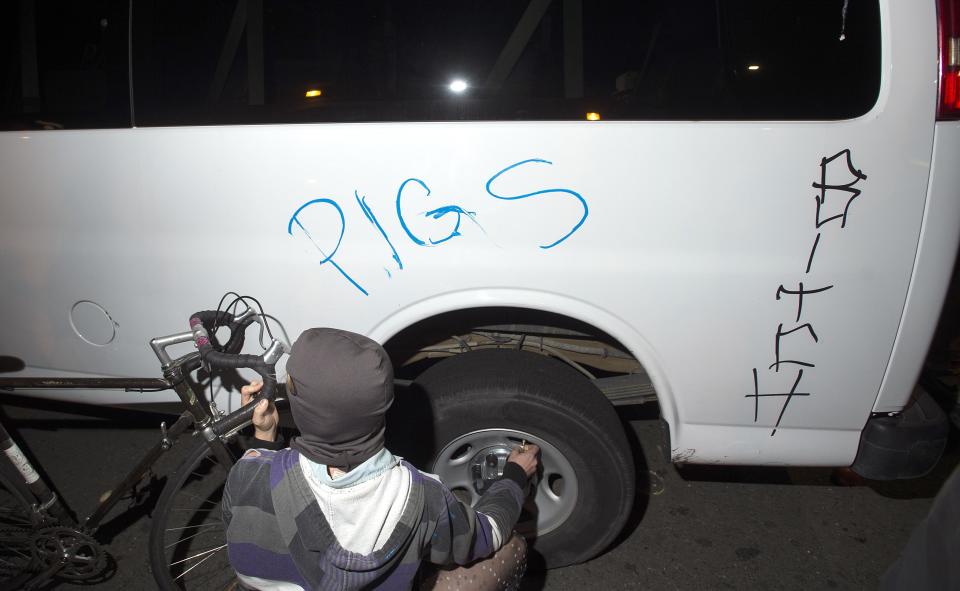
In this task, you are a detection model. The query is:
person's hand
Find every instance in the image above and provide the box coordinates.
[507,443,540,478]
[241,381,279,442]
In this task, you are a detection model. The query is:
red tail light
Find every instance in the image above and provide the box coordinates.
[939,0,960,119]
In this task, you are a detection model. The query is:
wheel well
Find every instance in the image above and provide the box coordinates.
[382,307,656,405]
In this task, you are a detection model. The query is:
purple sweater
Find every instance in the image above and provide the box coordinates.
[221,447,526,590]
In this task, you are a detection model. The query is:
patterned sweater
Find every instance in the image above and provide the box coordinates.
[221,447,526,590]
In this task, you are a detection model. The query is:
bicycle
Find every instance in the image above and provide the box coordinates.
[0,296,289,590]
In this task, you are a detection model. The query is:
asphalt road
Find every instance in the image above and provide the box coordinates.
[0,397,956,591]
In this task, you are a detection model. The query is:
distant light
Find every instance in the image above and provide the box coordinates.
[586,112,601,121]
[747,64,761,71]
[305,89,323,98]
[449,79,468,93]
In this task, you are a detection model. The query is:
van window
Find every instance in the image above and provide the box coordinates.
[133,0,881,126]
[0,0,130,130]
[3,1,881,130]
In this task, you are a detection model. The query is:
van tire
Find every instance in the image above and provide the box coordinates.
[404,348,635,568]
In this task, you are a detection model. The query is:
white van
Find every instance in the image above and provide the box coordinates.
[1,0,958,567]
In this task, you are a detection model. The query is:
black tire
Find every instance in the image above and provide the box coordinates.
[0,469,39,588]
[149,440,240,591]
[402,349,635,568]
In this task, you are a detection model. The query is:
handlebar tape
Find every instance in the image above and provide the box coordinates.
[213,393,288,438]
[191,310,234,335]
[190,310,252,354]
[201,350,265,369]
[189,312,279,403]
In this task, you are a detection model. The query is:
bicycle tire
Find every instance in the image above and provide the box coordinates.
[0,468,40,589]
[149,438,244,591]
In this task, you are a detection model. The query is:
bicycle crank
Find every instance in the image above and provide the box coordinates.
[30,526,108,582]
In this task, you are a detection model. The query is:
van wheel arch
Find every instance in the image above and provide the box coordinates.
[382,306,649,384]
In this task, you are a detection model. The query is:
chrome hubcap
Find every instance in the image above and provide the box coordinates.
[431,429,578,537]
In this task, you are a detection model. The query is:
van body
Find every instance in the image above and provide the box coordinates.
[2,0,958,566]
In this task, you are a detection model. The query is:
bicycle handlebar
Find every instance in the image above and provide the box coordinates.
[189,311,284,403]
[214,392,288,439]
[189,309,257,354]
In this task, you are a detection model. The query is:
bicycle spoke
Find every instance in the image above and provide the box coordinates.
[173,545,227,581]
[165,528,223,549]
[166,506,219,514]
[1,546,31,562]
[169,544,227,567]
[0,535,32,546]
[189,470,217,481]
[1,547,29,559]
[0,537,32,559]
[164,522,222,533]
[172,490,221,507]
[0,511,32,525]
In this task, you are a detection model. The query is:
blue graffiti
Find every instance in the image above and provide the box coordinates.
[485,158,589,249]
[289,158,589,295]
[395,178,480,246]
[287,198,369,296]
[355,191,403,270]
[422,204,480,245]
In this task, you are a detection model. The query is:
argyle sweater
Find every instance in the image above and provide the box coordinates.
[221,447,526,590]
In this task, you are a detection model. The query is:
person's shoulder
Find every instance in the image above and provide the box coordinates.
[225,449,296,516]
[239,447,284,463]
[229,447,290,483]
[398,459,442,485]
[398,460,457,512]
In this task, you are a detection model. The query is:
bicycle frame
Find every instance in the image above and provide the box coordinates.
[0,334,244,534]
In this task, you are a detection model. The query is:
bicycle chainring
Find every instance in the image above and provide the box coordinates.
[30,526,107,581]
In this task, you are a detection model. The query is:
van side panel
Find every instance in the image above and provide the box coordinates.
[873,122,960,413]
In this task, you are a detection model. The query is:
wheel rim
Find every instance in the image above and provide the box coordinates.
[431,428,579,537]
[158,451,234,590]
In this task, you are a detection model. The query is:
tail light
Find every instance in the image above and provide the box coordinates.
[939,0,960,119]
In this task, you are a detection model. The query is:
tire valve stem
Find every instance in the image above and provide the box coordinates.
[520,439,527,453]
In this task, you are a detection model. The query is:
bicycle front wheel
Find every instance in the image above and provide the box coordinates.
[149,439,240,591]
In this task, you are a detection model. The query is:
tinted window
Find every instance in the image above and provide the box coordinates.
[135,0,880,125]
[3,1,881,129]
[0,0,130,130]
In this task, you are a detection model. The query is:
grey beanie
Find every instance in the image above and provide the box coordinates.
[285,328,394,470]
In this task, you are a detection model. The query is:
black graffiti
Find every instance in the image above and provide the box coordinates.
[746,368,811,436]
[747,148,866,436]
[769,322,819,372]
[775,282,834,323]
[813,149,868,229]
[805,232,821,274]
